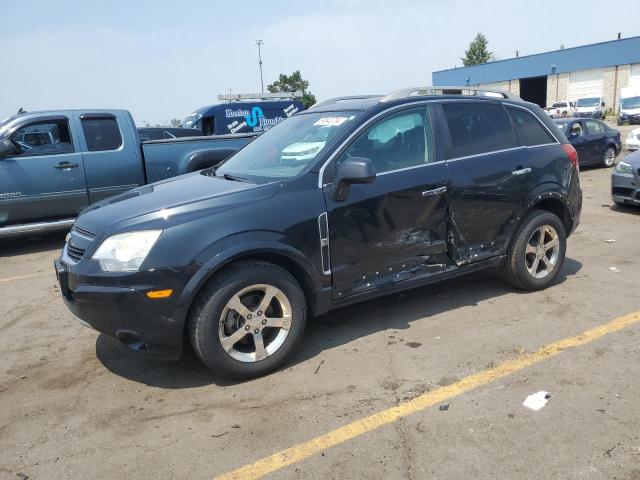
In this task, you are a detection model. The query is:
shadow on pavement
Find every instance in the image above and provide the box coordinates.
[96,257,583,388]
[0,230,67,257]
[611,204,640,216]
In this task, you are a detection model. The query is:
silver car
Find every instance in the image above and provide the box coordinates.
[612,150,640,206]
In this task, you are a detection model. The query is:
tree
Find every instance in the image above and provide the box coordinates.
[267,70,316,108]
[169,118,182,127]
[461,33,494,66]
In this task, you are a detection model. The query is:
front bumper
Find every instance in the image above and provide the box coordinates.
[54,257,185,360]
[618,114,640,125]
[575,111,602,118]
[611,171,640,206]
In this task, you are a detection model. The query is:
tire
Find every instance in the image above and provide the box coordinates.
[501,210,566,290]
[188,260,307,379]
[561,111,567,118]
[602,146,616,168]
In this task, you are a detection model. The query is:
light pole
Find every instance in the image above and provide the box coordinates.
[255,40,264,94]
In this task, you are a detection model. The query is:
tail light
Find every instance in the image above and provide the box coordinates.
[562,143,579,171]
[556,109,560,115]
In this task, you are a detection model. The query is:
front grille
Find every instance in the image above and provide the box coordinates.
[73,225,95,239]
[66,243,86,262]
[613,187,634,198]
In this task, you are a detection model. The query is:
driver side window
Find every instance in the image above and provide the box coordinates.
[569,122,583,138]
[337,108,433,175]
[11,119,74,157]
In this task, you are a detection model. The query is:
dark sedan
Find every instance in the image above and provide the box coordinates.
[554,118,621,167]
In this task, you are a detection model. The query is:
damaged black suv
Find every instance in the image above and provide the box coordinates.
[55,87,582,379]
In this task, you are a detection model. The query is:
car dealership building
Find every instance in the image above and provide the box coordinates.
[432,36,640,112]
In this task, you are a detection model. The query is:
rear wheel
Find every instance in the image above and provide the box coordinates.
[561,111,567,118]
[602,146,616,167]
[188,260,307,379]
[501,210,566,290]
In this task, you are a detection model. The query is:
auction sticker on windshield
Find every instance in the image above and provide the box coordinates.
[314,117,350,127]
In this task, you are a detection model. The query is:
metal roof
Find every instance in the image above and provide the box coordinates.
[432,36,640,85]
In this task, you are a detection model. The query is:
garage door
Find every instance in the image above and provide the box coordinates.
[629,63,640,90]
[568,68,604,100]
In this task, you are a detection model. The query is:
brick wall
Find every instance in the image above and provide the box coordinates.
[614,64,630,113]
[546,73,569,107]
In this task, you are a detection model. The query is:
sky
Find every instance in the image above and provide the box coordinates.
[1,0,639,126]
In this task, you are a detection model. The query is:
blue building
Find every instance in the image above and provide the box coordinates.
[432,35,640,111]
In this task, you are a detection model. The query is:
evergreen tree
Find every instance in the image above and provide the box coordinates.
[461,33,494,66]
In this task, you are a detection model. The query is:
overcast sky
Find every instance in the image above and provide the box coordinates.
[1,0,638,125]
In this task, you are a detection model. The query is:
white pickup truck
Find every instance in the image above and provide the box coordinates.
[545,101,576,118]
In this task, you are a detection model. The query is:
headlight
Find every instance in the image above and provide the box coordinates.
[615,161,633,174]
[628,132,636,140]
[92,230,162,271]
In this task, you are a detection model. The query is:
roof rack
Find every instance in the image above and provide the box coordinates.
[310,95,382,109]
[217,92,303,102]
[380,86,520,102]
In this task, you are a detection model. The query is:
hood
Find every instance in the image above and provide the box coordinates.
[622,149,640,167]
[621,107,640,115]
[75,171,281,234]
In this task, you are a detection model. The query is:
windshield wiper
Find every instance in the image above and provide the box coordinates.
[222,173,253,183]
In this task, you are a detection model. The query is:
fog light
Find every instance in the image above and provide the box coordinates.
[146,289,173,299]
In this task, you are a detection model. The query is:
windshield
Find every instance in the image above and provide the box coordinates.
[0,114,22,137]
[182,113,201,129]
[621,96,640,110]
[576,97,600,108]
[215,111,359,181]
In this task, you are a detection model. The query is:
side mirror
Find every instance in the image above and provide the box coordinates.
[332,157,375,201]
[568,131,579,139]
[0,138,18,159]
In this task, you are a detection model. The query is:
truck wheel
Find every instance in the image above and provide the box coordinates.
[602,146,616,167]
[501,210,566,291]
[561,111,567,118]
[188,260,307,379]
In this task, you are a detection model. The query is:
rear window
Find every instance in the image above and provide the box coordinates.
[507,107,556,146]
[81,117,122,151]
[442,102,516,158]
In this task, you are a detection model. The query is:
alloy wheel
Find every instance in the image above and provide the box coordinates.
[218,284,292,362]
[524,225,560,279]
[604,147,616,167]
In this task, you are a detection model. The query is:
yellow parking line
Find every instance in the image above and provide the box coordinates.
[215,311,640,480]
[0,272,49,283]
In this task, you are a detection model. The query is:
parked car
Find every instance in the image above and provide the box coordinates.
[55,87,582,379]
[612,150,640,206]
[574,96,605,119]
[545,101,576,118]
[0,110,255,236]
[138,127,202,141]
[553,118,621,167]
[624,127,640,151]
[183,100,304,135]
[617,87,640,125]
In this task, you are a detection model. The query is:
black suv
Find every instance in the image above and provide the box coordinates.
[55,87,582,379]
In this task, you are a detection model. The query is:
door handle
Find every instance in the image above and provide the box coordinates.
[54,162,79,169]
[512,167,532,176]
[422,186,447,197]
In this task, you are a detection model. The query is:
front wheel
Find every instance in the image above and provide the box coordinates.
[501,210,566,290]
[602,146,616,167]
[188,260,307,379]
